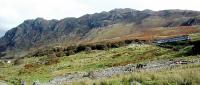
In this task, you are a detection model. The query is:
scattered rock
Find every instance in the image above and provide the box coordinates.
[21,80,26,85]
[0,81,8,85]
[32,80,40,85]
[130,80,142,85]
[41,59,199,85]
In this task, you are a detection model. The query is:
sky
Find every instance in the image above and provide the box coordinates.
[0,0,200,37]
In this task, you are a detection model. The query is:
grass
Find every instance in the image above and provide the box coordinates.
[72,64,200,85]
[190,33,200,42]
[0,62,53,85]
[0,30,200,84]
[54,44,171,75]
[84,25,200,44]
[0,44,175,84]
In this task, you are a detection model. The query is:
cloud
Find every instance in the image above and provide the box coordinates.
[0,29,6,37]
[0,0,200,34]
[0,0,94,30]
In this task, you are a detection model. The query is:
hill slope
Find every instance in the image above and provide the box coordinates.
[1,9,200,58]
[1,33,200,84]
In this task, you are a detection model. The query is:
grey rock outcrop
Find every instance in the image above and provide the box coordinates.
[1,9,200,58]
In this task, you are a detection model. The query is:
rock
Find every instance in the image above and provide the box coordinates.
[32,80,40,85]
[0,81,8,85]
[130,80,142,85]
[21,80,26,85]
[136,64,146,69]
[181,18,200,26]
[1,9,200,58]
[42,59,199,85]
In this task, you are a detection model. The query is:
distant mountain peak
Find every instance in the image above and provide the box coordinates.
[1,8,200,59]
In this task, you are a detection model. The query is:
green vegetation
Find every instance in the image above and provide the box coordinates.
[0,44,170,84]
[73,64,200,85]
[0,33,200,85]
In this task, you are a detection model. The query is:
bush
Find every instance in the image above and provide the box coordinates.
[110,41,126,48]
[63,46,77,56]
[110,43,120,48]
[85,47,92,52]
[124,40,133,44]
[65,50,75,56]
[37,53,60,65]
[45,55,59,65]
[76,45,90,52]
[95,44,108,50]
[33,50,48,57]
[55,52,65,57]
[14,58,23,65]
[53,47,63,52]
[65,46,77,51]
[90,45,98,50]
[24,63,40,70]
[134,39,140,43]
[192,41,200,54]
[117,41,126,46]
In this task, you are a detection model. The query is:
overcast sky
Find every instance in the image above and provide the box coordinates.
[0,0,200,37]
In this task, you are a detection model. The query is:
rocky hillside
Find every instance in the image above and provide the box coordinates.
[1,8,200,59]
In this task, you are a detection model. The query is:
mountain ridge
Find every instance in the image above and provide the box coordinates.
[1,8,200,59]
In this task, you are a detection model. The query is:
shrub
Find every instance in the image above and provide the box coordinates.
[63,46,77,56]
[90,45,98,50]
[37,53,60,65]
[76,45,88,52]
[85,47,92,52]
[33,50,47,57]
[55,52,65,57]
[65,46,77,51]
[95,44,108,50]
[110,42,120,48]
[13,58,23,65]
[45,54,60,65]
[65,50,75,56]
[134,39,140,43]
[53,47,60,52]
[117,41,126,46]
[45,57,59,65]
[24,63,40,70]
[124,40,133,44]
[192,41,200,54]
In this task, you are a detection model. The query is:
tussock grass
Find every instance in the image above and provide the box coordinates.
[73,64,200,85]
[0,43,198,84]
[0,44,171,84]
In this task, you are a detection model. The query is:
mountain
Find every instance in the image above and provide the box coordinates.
[1,8,200,59]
